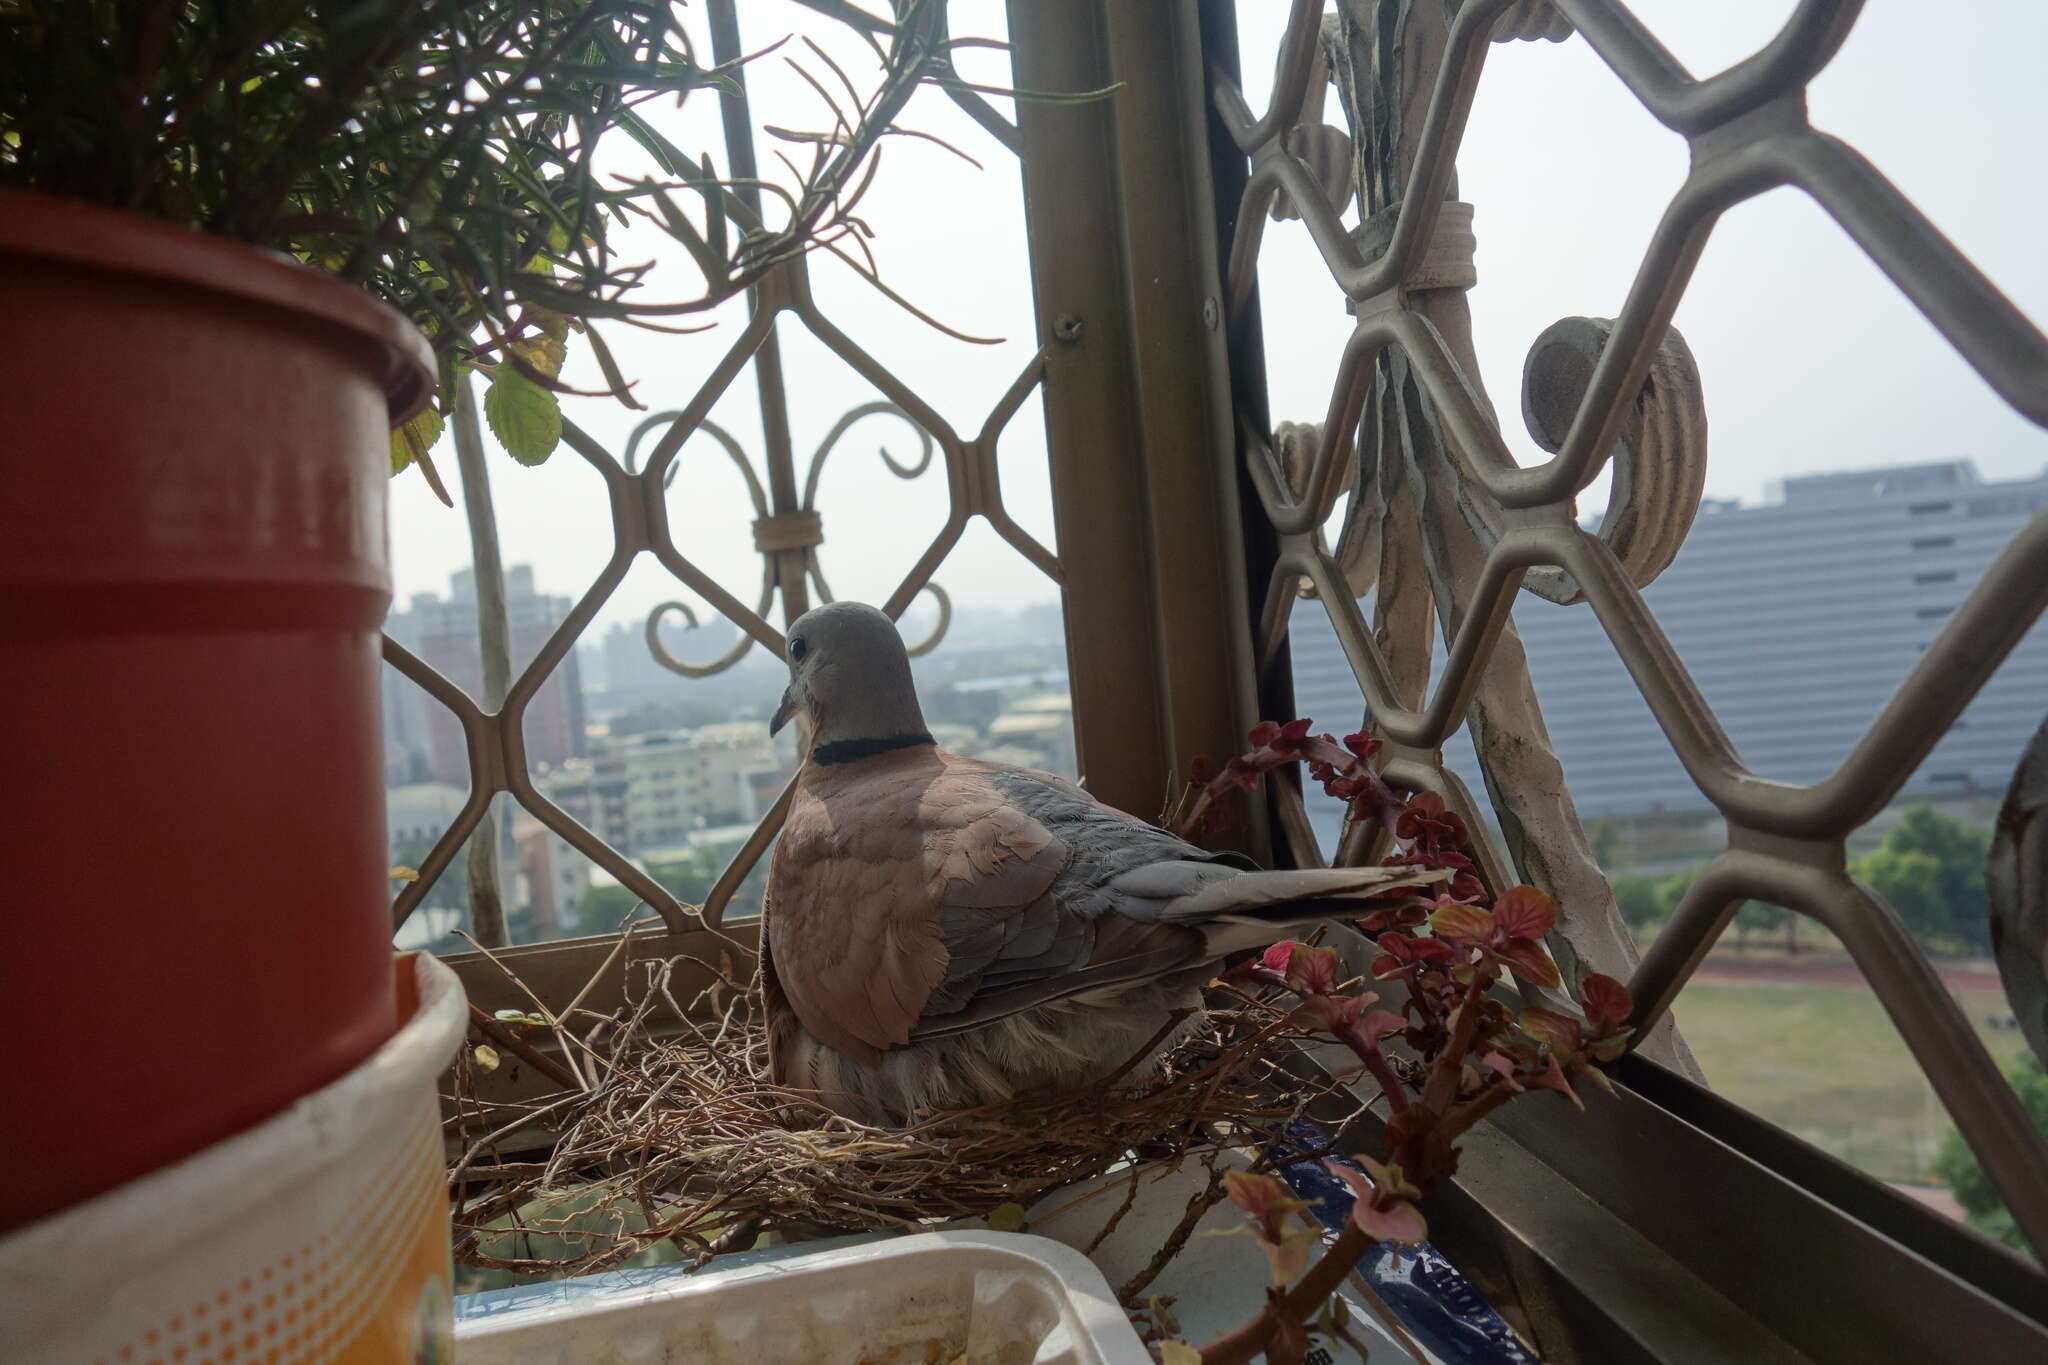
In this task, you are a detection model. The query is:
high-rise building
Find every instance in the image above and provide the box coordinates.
[385,566,588,788]
[545,721,780,854]
[1291,460,2048,834]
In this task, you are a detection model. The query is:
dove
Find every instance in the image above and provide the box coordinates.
[759,602,1443,1125]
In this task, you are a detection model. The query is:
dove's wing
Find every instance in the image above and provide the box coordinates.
[764,746,1074,1066]
[899,767,1445,1039]
[764,747,1445,1066]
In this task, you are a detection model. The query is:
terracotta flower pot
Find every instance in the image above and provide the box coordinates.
[0,190,436,1233]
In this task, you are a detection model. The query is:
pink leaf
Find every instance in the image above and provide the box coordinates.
[1248,721,1281,748]
[1284,944,1344,996]
[1479,1050,1525,1092]
[1354,1197,1429,1245]
[1491,885,1557,941]
[1518,1006,1581,1055]
[1349,1008,1408,1047]
[1522,1050,1583,1109]
[1580,973,1634,1038]
[1493,938,1563,991]
[1427,901,1495,945]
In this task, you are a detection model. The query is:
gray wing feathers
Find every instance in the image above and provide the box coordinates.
[1143,862,1446,923]
[912,767,1441,1039]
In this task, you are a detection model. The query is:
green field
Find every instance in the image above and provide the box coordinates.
[1669,975,2030,1183]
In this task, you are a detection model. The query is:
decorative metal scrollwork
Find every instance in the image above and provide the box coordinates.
[1516,315,1708,605]
[1217,0,2048,1254]
[634,399,956,679]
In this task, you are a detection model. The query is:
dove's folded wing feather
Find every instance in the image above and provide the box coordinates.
[767,748,1080,1064]
[765,749,1446,1068]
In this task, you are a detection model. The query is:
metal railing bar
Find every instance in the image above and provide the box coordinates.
[1558,0,1862,137]
[1356,0,1513,301]
[881,512,970,619]
[1778,131,2048,427]
[1293,531,1535,751]
[390,785,496,933]
[800,403,937,510]
[973,346,1050,448]
[1545,0,1694,126]
[1220,158,1279,319]
[1496,143,1785,508]
[1299,324,1377,529]
[638,310,777,489]
[646,575,778,679]
[1798,862,2048,1253]
[645,535,790,657]
[1775,511,2048,833]
[1240,0,1326,151]
[702,775,796,928]
[494,769,695,932]
[794,297,965,450]
[1628,837,2048,1259]
[1558,531,1762,803]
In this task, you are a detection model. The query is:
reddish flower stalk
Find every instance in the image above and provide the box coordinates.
[1154,720,1637,1365]
[1175,720,1404,842]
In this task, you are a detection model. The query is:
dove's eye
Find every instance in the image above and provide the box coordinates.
[789,636,808,662]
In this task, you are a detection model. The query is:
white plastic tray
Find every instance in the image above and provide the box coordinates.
[452,1229,1154,1364]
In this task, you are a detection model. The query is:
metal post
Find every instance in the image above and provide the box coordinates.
[1007,0,1264,848]
[453,375,510,946]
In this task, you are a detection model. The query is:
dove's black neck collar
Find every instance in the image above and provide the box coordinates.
[811,732,935,766]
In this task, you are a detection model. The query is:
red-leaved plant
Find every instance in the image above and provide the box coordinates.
[1154,722,1636,1364]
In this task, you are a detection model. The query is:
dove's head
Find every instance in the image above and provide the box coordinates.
[771,602,931,760]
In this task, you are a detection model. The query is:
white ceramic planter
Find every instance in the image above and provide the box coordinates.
[0,952,467,1365]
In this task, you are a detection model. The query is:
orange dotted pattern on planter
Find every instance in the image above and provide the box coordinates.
[96,1109,444,1365]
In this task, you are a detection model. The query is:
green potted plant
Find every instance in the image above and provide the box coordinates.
[0,0,913,1234]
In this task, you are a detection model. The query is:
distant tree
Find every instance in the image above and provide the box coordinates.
[1637,864,1797,952]
[1610,874,1664,932]
[1852,804,1993,953]
[1854,844,1947,939]
[1653,867,1700,922]
[1734,899,1786,951]
[1933,1052,2048,1256]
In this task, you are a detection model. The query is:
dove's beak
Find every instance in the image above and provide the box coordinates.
[770,684,799,737]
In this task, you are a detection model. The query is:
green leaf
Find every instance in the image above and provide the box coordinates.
[390,405,440,475]
[986,1202,1028,1233]
[582,322,644,409]
[530,305,571,342]
[511,334,567,378]
[390,406,453,506]
[484,368,563,466]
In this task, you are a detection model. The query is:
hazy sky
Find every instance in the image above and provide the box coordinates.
[386,0,2048,664]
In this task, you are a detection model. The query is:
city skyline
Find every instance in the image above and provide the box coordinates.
[1290,457,2048,845]
[379,1,2048,640]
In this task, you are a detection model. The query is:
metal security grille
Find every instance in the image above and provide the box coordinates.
[384,1,1065,938]
[1210,0,2048,1256]
[392,0,2048,1297]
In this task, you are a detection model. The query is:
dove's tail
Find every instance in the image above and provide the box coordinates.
[1133,861,1449,960]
